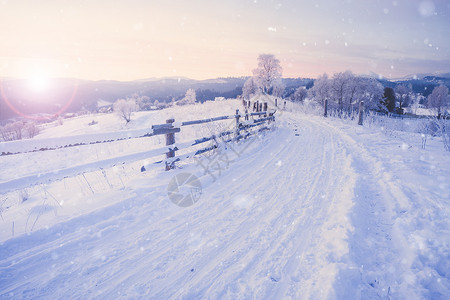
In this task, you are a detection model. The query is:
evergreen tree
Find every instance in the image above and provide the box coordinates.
[382,87,396,113]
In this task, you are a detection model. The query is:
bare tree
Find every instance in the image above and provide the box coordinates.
[113,98,138,124]
[292,86,307,102]
[24,122,40,138]
[328,71,383,114]
[308,72,383,118]
[427,85,449,119]
[308,73,331,116]
[272,78,285,97]
[345,75,363,112]
[308,73,331,106]
[242,77,260,100]
[395,84,412,114]
[329,71,353,113]
[252,54,283,95]
[430,117,450,151]
[357,78,384,111]
[0,124,13,141]
[129,93,151,110]
[0,121,25,141]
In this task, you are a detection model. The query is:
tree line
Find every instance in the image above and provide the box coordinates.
[242,54,449,119]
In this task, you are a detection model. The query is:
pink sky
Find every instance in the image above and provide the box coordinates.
[0,0,449,81]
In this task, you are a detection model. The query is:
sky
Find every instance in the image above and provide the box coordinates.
[0,0,449,81]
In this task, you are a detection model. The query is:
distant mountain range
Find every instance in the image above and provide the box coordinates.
[0,74,448,122]
[0,77,242,121]
[392,72,450,81]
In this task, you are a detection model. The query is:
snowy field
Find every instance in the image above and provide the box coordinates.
[0,100,449,299]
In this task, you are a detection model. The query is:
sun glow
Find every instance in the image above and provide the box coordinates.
[28,73,50,93]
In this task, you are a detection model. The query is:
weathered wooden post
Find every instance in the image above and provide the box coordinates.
[275,98,278,107]
[358,101,364,125]
[263,102,268,112]
[165,118,176,170]
[235,109,240,139]
[324,99,328,118]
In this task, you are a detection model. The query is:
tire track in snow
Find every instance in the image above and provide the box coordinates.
[153,128,308,298]
[0,113,358,299]
[250,120,335,298]
[197,122,329,298]
[106,132,296,297]
[265,116,356,299]
[304,114,424,299]
[67,115,355,299]
[164,116,356,299]
[271,123,337,299]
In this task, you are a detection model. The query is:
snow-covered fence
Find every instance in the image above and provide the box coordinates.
[0,110,275,194]
[0,128,154,156]
[151,110,275,170]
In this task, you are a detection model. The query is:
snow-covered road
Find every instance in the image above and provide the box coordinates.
[1,111,448,299]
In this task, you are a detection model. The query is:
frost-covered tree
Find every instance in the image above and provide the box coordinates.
[292,86,307,102]
[330,70,353,113]
[328,71,383,114]
[395,84,412,114]
[427,85,449,119]
[242,77,260,100]
[24,122,40,138]
[308,73,331,107]
[114,98,138,124]
[177,88,197,106]
[272,78,285,97]
[185,88,197,104]
[129,93,150,110]
[308,72,382,116]
[252,54,283,95]
[357,78,384,111]
[345,75,365,111]
[308,73,332,117]
[0,121,25,141]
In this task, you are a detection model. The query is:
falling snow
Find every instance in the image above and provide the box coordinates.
[0,100,449,298]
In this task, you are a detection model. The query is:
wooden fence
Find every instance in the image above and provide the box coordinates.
[159,109,275,170]
[0,109,275,194]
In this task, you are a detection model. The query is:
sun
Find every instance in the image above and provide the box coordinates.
[28,73,50,93]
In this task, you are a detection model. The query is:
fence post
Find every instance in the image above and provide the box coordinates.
[358,101,364,125]
[235,109,240,139]
[165,118,176,171]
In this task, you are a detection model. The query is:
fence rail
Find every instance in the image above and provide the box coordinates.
[0,109,275,194]
[0,111,273,156]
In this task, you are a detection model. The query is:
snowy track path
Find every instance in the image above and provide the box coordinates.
[0,115,356,299]
[1,112,445,299]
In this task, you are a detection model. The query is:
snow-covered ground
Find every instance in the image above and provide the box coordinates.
[0,100,449,299]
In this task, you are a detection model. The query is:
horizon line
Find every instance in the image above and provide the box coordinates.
[2,71,450,83]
